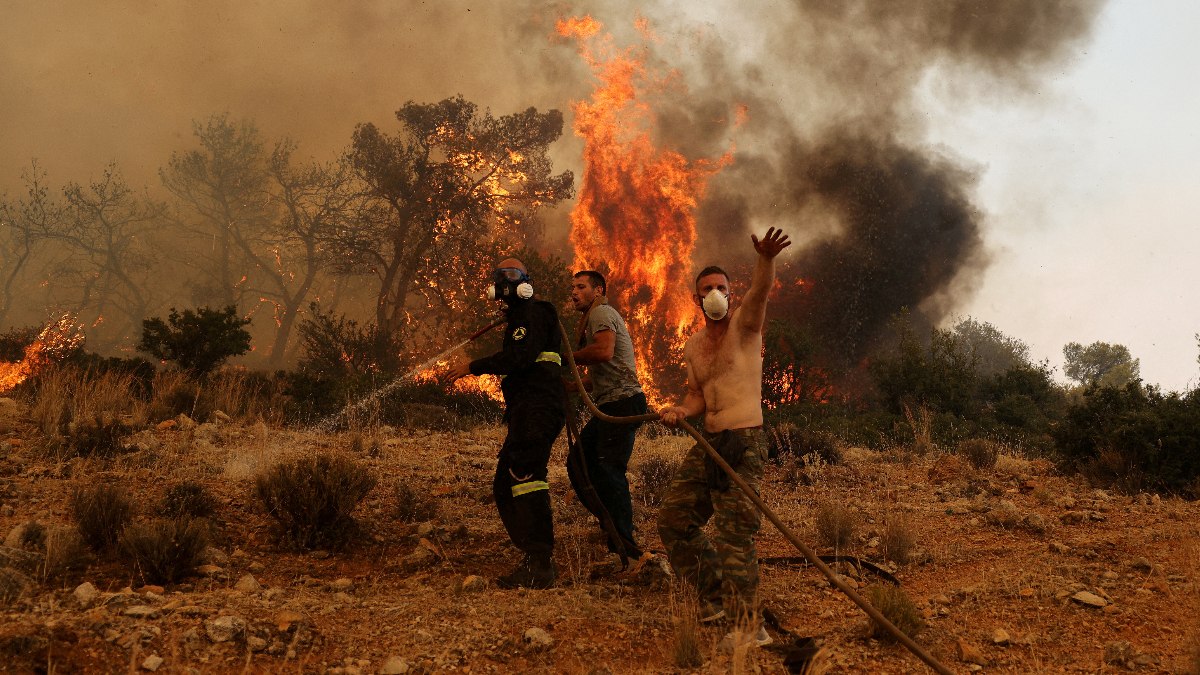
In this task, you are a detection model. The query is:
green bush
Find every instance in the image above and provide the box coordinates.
[70,483,134,552]
[255,452,376,550]
[1054,383,1200,496]
[138,305,251,376]
[120,518,209,584]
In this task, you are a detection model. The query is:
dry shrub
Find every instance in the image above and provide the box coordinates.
[881,514,917,565]
[0,568,32,606]
[60,414,134,459]
[770,423,843,466]
[39,526,91,580]
[70,483,134,551]
[957,438,1000,470]
[29,366,142,435]
[395,479,439,523]
[815,501,859,550]
[902,403,935,455]
[637,453,680,508]
[162,481,218,519]
[863,584,925,642]
[255,452,377,550]
[120,518,209,584]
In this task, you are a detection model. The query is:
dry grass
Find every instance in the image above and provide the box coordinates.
[162,481,219,519]
[902,403,935,455]
[254,451,377,550]
[29,366,143,435]
[633,438,686,507]
[880,513,917,565]
[395,478,439,522]
[40,526,91,581]
[815,501,859,550]
[669,585,702,668]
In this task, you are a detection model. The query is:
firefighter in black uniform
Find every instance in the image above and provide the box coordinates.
[446,257,565,589]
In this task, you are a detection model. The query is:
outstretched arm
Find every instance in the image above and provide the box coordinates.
[737,227,791,334]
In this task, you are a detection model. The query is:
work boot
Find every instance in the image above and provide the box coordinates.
[717,625,773,653]
[496,553,556,589]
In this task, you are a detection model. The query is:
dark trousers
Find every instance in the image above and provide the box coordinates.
[493,401,564,557]
[567,392,647,557]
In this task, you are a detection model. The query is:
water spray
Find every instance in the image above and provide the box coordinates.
[315,318,504,431]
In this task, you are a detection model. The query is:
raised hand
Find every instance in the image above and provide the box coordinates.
[750,227,791,259]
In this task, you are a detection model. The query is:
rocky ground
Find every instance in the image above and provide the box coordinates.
[0,395,1198,674]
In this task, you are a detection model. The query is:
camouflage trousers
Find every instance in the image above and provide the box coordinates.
[657,427,767,618]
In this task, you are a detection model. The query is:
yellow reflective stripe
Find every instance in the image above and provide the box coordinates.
[536,351,561,365]
[511,480,549,497]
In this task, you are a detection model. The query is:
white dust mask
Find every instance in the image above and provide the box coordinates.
[701,290,729,321]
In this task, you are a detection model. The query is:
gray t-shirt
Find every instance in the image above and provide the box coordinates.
[582,304,643,405]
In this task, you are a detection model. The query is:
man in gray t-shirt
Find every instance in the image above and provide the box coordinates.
[567,270,649,562]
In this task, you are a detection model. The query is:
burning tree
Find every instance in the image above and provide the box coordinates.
[339,96,574,360]
[558,17,732,403]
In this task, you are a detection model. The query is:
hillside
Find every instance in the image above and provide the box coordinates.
[0,396,1197,674]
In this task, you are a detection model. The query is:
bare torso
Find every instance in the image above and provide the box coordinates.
[685,306,764,433]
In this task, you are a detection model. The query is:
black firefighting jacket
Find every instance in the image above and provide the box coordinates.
[468,299,565,407]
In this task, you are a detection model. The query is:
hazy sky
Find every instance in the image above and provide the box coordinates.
[2,0,1196,390]
[924,0,1200,392]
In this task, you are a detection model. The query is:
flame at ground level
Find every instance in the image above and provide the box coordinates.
[0,315,85,394]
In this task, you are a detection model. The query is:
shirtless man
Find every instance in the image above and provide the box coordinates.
[658,227,791,641]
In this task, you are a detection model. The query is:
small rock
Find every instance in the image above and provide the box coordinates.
[141,654,164,671]
[523,627,554,649]
[212,410,231,423]
[234,574,261,593]
[330,577,353,592]
[199,547,229,565]
[175,414,196,431]
[832,574,859,590]
[1070,591,1108,608]
[140,585,165,596]
[123,605,161,619]
[991,628,1010,645]
[73,582,99,608]
[379,657,410,675]
[1059,511,1086,524]
[204,615,246,643]
[956,638,987,666]
[1130,557,1154,572]
[402,547,436,569]
[248,561,265,573]
[247,636,268,652]
[332,591,354,604]
[460,575,487,592]
[1102,570,1119,580]
[931,594,952,605]
[274,610,303,631]
[196,564,226,578]
[155,420,176,431]
[416,522,437,537]
[1018,588,1035,598]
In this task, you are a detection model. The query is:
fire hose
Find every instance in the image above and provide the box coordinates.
[553,320,955,675]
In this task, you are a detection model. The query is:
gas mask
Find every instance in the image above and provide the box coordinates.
[701,290,729,321]
[487,267,534,303]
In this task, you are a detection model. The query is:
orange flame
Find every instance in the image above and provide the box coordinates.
[558,16,733,405]
[0,314,86,394]
[411,363,504,402]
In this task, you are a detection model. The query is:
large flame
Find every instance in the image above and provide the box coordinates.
[558,16,733,405]
[0,314,86,394]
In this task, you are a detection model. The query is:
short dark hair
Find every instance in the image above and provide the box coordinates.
[573,270,606,294]
[694,265,729,288]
